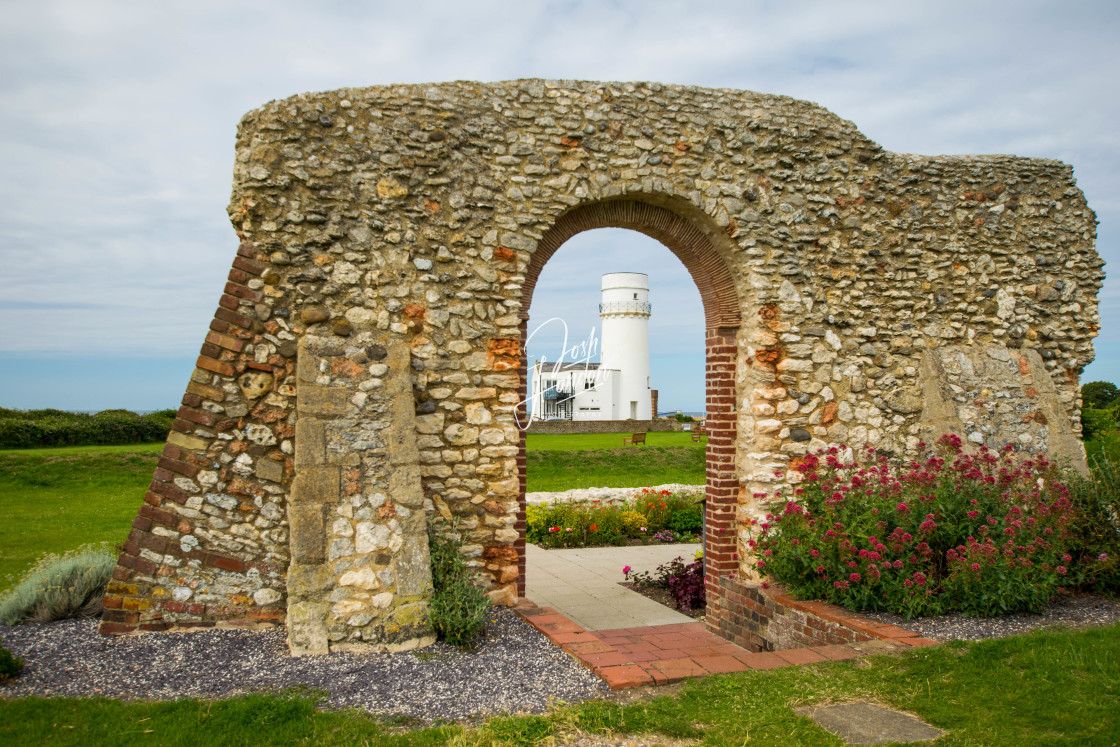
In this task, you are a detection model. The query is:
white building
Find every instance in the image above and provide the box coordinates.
[531,272,653,421]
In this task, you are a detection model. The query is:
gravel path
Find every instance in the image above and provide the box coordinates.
[0,608,608,722]
[858,594,1120,641]
[527,483,702,505]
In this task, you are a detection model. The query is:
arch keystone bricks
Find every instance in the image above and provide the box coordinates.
[101,80,1103,654]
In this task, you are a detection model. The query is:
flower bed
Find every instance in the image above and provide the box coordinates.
[623,553,706,616]
[755,435,1118,618]
[526,488,703,548]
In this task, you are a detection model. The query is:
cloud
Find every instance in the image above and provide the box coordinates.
[0,0,1117,407]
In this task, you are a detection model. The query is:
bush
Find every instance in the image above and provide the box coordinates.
[1081,407,1118,441]
[1066,452,1120,594]
[756,436,1089,618]
[667,559,706,611]
[0,407,174,449]
[668,505,703,535]
[0,544,117,625]
[0,644,23,681]
[624,555,706,611]
[619,510,649,538]
[427,524,490,649]
[674,413,695,423]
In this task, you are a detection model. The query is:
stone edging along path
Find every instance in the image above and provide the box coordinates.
[514,598,938,691]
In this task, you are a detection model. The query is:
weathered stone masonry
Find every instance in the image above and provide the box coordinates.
[101,80,1103,654]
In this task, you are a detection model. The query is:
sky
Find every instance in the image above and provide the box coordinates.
[1,0,1117,413]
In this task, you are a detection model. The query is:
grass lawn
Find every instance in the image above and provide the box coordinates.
[525,431,703,451]
[526,431,706,492]
[0,444,160,590]
[1,624,1117,745]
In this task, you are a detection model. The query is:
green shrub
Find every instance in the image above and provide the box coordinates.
[0,407,174,449]
[1066,452,1120,594]
[1081,406,1118,441]
[0,544,116,625]
[674,413,695,422]
[619,510,648,538]
[668,506,703,535]
[427,524,490,649]
[757,437,1089,618]
[0,644,23,681]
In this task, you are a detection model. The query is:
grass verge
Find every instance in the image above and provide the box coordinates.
[0,444,159,590]
[1,625,1117,745]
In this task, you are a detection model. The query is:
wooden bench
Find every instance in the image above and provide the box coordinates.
[691,426,707,442]
[623,432,647,446]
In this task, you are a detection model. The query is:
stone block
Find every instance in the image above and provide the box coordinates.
[290,467,339,505]
[288,504,326,564]
[389,462,424,507]
[167,431,209,451]
[297,385,350,417]
[395,535,433,596]
[255,458,284,483]
[294,418,327,468]
[386,392,421,466]
[287,601,329,656]
[287,562,335,595]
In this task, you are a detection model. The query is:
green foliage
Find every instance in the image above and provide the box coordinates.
[427,525,491,649]
[1081,406,1118,441]
[0,544,116,625]
[757,436,1089,618]
[0,644,23,681]
[526,500,627,547]
[1065,451,1120,594]
[527,489,703,548]
[0,408,174,449]
[619,510,648,538]
[674,413,695,422]
[667,506,703,535]
[1082,380,1120,410]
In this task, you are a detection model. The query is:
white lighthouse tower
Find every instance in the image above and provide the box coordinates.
[599,272,652,420]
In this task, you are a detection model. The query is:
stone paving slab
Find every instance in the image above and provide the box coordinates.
[795,701,946,745]
[524,542,700,630]
[514,600,919,691]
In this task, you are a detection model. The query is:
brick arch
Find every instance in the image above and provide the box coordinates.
[515,197,742,629]
[520,199,741,330]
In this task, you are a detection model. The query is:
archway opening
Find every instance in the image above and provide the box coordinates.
[514,199,742,631]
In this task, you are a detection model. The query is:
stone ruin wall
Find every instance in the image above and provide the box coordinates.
[101,80,1103,654]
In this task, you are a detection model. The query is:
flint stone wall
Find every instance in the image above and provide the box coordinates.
[101,80,1102,654]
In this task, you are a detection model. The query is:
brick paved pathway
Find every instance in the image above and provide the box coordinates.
[515,600,935,690]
